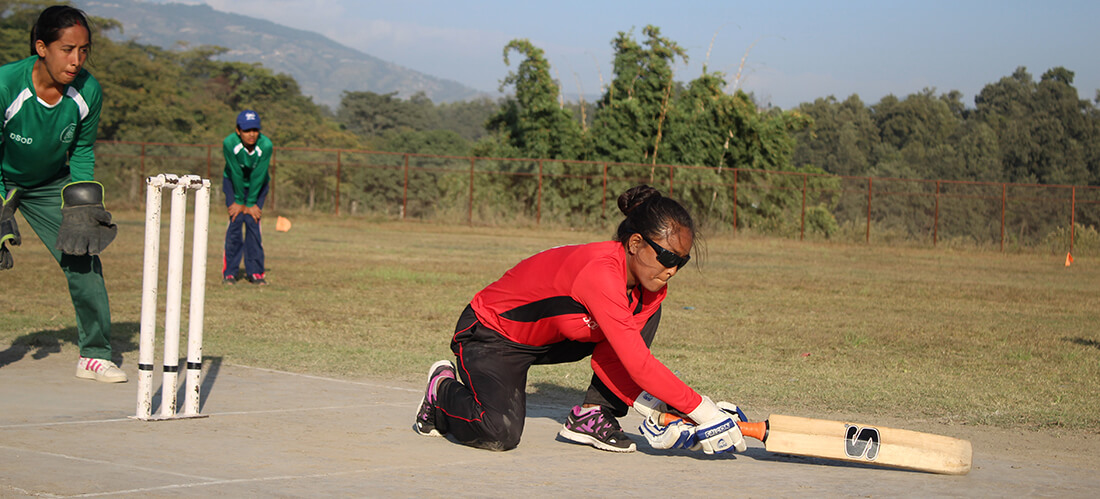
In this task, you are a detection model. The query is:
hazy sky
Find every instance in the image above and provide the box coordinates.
[155,0,1098,109]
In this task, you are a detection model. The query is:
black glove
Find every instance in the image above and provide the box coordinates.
[1,188,21,270]
[56,181,118,256]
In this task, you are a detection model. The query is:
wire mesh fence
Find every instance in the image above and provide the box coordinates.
[96,140,1100,255]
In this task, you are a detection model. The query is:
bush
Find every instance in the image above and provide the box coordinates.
[1043,223,1100,257]
[806,205,839,238]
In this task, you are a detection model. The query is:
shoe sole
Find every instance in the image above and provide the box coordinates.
[558,427,637,453]
[75,369,128,383]
[413,421,442,437]
[412,360,456,437]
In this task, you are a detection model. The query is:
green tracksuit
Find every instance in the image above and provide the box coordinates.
[222,131,272,207]
[1,55,112,360]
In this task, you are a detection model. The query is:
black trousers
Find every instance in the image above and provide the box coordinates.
[432,304,660,451]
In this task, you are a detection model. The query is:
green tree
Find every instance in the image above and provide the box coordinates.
[1029,67,1091,185]
[974,67,1042,183]
[975,66,1096,185]
[485,39,582,160]
[869,89,963,179]
[337,91,435,138]
[0,1,44,63]
[436,97,498,142]
[478,39,587,222]
[792,94,880,177]
[590,26,686,164]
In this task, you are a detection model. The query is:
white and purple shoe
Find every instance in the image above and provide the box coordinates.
[413,360,456,436]
[558,405,636,452]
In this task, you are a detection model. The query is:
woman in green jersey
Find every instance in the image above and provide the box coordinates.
[0,6,124,382]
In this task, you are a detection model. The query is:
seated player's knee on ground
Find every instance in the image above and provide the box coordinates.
[469,412,523,451]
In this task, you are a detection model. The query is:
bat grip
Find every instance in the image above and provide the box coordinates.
[658,412,694,426]
[738,420,768,442]
[657,412,768,442]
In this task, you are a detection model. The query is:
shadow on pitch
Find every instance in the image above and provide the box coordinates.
[0,321,139,369]
[0,321,222,413]
[142,356,224,415]
[525,382,586,423]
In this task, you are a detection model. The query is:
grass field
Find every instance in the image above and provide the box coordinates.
[4,210,1099,432]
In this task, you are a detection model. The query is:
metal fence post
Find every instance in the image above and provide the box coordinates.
[668,164,675,198]
[934,180,940,246]
[732,169,739,230]
[800,173,807,240]
[468,157,475,226]
[402,154,409,220]
[1001,183,1006,252]
[601,162,608,218]
[866,177,873,243]
[1071,186,1077,254]
[335,150,342,215]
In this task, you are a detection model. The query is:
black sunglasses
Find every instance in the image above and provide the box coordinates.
[640,234,690,269]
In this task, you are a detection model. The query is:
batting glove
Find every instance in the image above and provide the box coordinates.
[640,413,701,451]
[688,396,747,454]
[632,391,670,419]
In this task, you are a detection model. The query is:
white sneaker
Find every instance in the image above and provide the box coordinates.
[75,357,128,383]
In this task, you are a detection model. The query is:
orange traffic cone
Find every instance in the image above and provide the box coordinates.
[1065,252,1073,267]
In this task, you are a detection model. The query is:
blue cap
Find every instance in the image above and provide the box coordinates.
[236,110,261,130]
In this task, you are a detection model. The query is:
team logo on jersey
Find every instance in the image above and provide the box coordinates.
[9,132,32,145]
[60,123,77,143]
[582,315,600,330]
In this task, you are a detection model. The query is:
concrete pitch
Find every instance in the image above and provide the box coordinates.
[1,351,1097,497]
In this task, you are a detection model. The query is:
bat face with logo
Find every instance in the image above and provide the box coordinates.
[661,412,972,475]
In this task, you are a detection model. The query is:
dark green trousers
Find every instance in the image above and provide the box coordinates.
[6,175,113,360]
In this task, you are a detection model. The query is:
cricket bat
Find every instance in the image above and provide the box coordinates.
[660,412,972,475]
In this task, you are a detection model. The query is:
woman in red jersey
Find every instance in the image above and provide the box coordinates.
[413,185,745,454]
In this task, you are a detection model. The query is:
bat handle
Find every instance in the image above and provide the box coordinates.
[737,420,767,442]
[657,412,768,443]
[658,412,694,426]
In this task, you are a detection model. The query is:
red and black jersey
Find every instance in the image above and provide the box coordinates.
[471,241,702,413]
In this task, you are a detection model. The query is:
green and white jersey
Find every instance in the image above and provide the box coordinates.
[223,132,273,206]
[0,55,102,189]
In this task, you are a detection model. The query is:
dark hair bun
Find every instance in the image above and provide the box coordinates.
[617,185,661,216]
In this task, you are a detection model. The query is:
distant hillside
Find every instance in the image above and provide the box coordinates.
[74,0,484,109]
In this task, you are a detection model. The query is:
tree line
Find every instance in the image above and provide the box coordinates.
[792,67,1100,187]
[3,3,1097,238]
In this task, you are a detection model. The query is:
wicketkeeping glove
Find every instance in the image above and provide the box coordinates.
[56,181,118,256]
[1,188,22,270]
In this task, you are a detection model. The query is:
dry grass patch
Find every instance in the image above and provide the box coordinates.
[3,211,1097,431]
